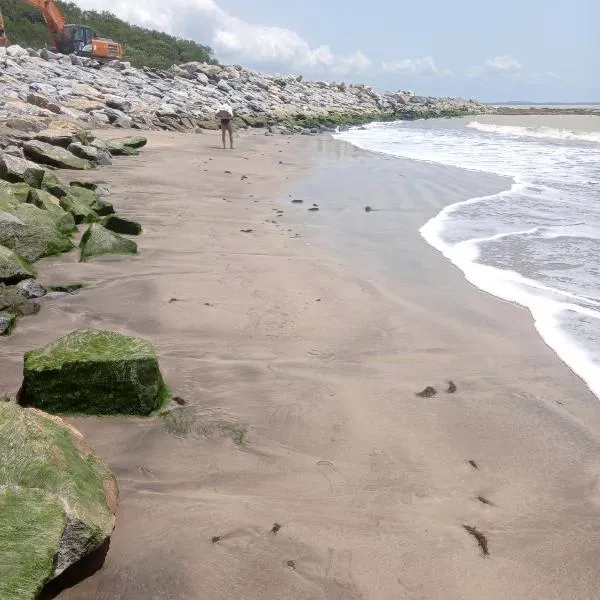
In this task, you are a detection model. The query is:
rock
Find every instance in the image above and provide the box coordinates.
[79,223,137,261]
[67,185,114,216]
[104,139,139,156]
[111,135,147,149]
[68,142,112,166]
[23,140,93,170]
[6,44,28,58]
[34,129,76,148]
[0,154,45,187]
[0,200,73,262]
[17,329,168,415]
[26,93,61,115]
[104,94,132,113]
[0,284,40,317]
[41,171,70,198]
[15,278,46,299]
[0,181,31,204]
[0,311,16,335]
[0,402,117,598]
[100,214,142,236]
[27,189,77,234]
[0,245,36,284]
[58,194,99,224]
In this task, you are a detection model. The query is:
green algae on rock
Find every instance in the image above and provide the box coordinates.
[27,189,77,235]
[0,403,117,600]
[66,185,114,216]
[23,140,93,171]
[17,329,169,415]
[0,154,46,187]
[107,135,147,149]
[0,310,17,335]
[58,194,99,224]
[0,201,74,263]
[40,171,70,198]
[100,214,142,236]
[79,223,137,262]
[104,139,139,156]
[0,245,36,284]
[0,181,32,204]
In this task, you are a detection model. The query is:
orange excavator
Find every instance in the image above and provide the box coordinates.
[12,0,124,59]
[0,6,8,47]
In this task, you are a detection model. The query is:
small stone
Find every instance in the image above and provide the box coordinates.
[0,311,16,336]
[15,278,46,299]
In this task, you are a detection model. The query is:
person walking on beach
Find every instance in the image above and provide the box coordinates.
[216,103,234,149]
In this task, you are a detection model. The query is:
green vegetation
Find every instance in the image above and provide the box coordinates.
[0,0,216,69]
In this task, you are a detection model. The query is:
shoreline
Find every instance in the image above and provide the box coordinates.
[4,128,600,599]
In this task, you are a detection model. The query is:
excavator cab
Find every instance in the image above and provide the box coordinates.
[60,24,93,55]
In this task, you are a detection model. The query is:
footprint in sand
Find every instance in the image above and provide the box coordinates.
[316,460,348,494]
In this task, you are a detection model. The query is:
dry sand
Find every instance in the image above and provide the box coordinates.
[3,129,600,599]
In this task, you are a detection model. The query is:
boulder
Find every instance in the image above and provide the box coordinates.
[110,135,147,149]
[100,214,142,236]
[40,171,70,198]
[58,195,99,224]
[34,129,75,148]
[67,185,114,216]
[26,93,61,115]
[17,329,168,415]
[67,142,112,166]
[79,223,137,262]
[15,278,46,299]
[104,94,132,113]
[0,181,31,204]
[0,311,16,335]
[0,245,36,284]
[104,139,139,156]
[0,402,117,598]
[0,201,73,262]
[27,189,77,234]
[23,140,93,171]
[0,284,40,320]
[0,154,45,188]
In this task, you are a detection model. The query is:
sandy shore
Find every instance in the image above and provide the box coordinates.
[3,128,600,599]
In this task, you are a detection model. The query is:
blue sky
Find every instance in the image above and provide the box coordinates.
[76,0,598,102]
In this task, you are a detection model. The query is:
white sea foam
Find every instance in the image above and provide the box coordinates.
[335,118,600,399]
[467,121,600,143]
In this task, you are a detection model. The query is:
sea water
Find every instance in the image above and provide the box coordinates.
[335,114,600,398]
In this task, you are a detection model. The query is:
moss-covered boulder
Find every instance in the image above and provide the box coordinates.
[0,200,73,262]
[67,185,114,216]
[79,223,137,262]
[104,139,139,157]
[0,181,32,204]
[0,245,36,284]
[17,329,168,415]
[100,214,142,236]
[27,189,77,235]
[0,403,117,600]
[58,194,99,224]
[67,142,112,166]
[108,135,147,149]
[0,284,41,317]
[0,154,45,187]
[40,171,70,198]
[23,140,93,171]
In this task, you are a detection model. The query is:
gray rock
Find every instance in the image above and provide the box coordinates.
[68,142,112,166]
[0,312,16,335]
[6,45,28,58]
[16,278,46,299]
[105,94,132,113]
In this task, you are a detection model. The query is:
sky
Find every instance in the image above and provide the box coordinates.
[74,0,598,102]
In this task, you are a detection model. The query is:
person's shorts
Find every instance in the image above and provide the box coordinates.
[220,118,231,127]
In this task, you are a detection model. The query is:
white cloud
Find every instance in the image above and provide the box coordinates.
[73,0,451,78]
[381,56,440,76]
[468,55,522,78]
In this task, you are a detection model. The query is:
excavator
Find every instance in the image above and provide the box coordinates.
[0,6,7,47]
[1,0,124,59]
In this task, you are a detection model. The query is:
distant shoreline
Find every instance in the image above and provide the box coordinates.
[488,105,600,116]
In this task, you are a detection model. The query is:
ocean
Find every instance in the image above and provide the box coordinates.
[334,114,600,399]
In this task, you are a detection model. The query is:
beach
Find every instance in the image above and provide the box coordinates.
[3,128,600,599]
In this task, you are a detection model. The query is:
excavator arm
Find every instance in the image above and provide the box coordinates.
[0,6,8,46]
[22,0,65,50]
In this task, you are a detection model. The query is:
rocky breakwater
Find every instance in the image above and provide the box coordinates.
[0,127,145,336]
[1,44,488,135]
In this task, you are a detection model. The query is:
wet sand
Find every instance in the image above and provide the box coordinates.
[3,129,600,599]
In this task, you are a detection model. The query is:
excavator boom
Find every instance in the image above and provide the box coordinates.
[0,6,8,46]
[22,0,65,48]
